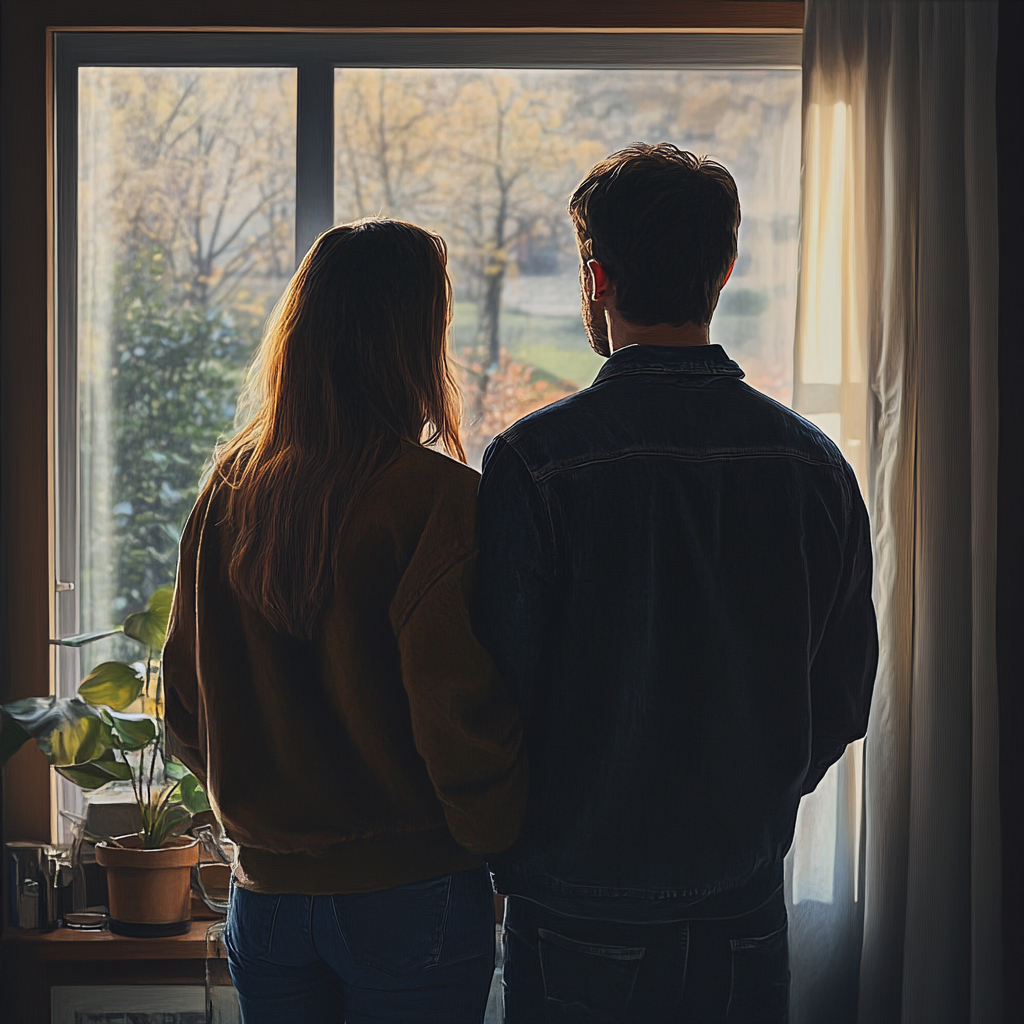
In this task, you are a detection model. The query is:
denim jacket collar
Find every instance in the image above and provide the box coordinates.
[594,343,745,385]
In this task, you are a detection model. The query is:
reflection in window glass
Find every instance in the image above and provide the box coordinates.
[77,68,297,660]
[334,69,801,465]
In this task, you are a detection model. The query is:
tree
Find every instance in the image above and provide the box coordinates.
[440,74,598,367]
[335,69,449,221]
[78,68,296,620]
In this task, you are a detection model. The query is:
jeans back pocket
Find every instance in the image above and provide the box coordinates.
[332,873,452,977]
[226,885,281,962]
[727,923,790,1023]
[538,928,645,1023]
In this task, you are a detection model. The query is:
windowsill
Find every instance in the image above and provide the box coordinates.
[1,920,212,960]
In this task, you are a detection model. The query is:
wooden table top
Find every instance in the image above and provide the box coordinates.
[1,920,218,960]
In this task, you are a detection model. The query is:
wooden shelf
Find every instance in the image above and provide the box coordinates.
[1,920,214,961]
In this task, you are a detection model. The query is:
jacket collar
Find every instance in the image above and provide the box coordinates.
[593,343,744,385]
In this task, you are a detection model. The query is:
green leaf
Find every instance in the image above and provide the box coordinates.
[179,773,211,815]
[1,697,114,767]
[146,803,192,849]
[98,708,157,751]
[123,588,173,650]
[51,627,124,648]
[78,662,144,711]
[0,710,32,766]
[164,758,189,781]
[55,755,134,790]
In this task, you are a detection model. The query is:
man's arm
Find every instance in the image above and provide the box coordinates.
[475,436,556,718]
[803,468,879,794]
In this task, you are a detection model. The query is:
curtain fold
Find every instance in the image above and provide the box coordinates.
[790,4,1001,1022]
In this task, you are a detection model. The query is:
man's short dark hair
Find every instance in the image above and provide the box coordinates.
[569,143,740,327]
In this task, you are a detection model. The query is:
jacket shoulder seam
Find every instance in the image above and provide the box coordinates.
[499,436,559,565]
[531,448,847,483]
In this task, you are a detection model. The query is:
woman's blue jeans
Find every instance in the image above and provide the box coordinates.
[225,866,495,1023]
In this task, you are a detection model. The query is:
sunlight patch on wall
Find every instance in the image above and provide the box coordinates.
[791,760,839,905]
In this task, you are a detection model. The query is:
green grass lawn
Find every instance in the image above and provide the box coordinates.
[453,301,604,391]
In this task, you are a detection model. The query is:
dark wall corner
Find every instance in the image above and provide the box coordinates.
[997,1,1024,1017]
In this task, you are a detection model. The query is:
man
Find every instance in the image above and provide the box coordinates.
[476,144,878,1023]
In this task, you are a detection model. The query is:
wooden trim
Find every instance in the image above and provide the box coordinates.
[32,2,804,31]
[1,2,58,846]
[46,27,60,847]
[48,25,803,35]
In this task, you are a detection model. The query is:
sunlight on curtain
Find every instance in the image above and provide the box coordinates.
[791,96,870,940]
[787,85,870,1022]
[793,4,1001,1022]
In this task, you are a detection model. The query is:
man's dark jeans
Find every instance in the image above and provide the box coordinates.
[502,887,789,1024]
[225,866,495,1023]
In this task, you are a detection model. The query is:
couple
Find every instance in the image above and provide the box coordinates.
[164,144,878,1024]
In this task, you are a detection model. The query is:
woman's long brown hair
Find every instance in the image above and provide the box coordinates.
[200,219,465,639]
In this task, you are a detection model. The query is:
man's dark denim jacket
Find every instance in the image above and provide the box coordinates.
[477,344,878,921]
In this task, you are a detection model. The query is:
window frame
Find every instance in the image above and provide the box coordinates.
[50,27,801,833]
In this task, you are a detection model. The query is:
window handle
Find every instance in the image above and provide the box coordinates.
[55,580,75,592]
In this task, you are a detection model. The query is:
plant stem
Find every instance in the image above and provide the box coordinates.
[145,648,159,807]
[147,733,158,805]
[123,749,142,829]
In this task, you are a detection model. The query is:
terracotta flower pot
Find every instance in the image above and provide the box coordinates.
[95,834,199,937]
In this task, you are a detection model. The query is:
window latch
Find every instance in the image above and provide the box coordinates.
[55,580,75,592]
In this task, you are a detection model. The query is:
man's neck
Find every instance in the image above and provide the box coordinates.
[607,314,710,352]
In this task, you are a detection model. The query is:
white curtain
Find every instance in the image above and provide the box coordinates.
[788,3,1002,1022]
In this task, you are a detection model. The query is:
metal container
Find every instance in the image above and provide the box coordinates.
[5,841,72,930]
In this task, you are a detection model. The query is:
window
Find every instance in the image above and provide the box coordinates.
[54,31,801,831]
[333,68,801,462]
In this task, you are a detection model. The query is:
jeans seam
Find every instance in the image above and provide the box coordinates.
[427,873,454,971]
[680,921,690,1001]
[329,894,357,967]
[727,943,737,1020]
[265,894,282,961]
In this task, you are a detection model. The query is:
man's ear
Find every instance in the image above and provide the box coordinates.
[587,259,609,301]
[721,258,737,289]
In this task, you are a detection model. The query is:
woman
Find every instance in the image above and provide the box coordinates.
[163,219,527,1023]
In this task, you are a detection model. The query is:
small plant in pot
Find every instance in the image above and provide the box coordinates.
[0,588,211,936]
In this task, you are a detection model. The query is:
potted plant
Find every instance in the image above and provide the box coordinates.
[0,587,211,936]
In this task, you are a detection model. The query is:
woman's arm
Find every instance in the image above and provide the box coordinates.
[162,489,214,785]
[392,548,528,856]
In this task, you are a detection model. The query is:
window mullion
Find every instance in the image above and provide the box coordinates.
[295,59,335,266]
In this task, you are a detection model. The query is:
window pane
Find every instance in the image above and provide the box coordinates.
[334,69,801,466]
[77,68,296,661]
